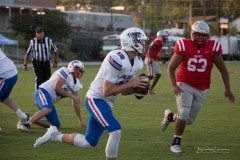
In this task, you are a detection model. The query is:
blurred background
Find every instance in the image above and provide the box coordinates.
[0,0,240,62]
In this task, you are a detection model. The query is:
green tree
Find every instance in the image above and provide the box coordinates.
[9,10,71,41]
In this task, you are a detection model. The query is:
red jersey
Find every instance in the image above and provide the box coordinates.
[174,39,222,90]
[145,38,163,60]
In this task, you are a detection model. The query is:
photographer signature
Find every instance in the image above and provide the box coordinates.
[195,146,230,154]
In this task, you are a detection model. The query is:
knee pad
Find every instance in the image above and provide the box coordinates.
[186,119,193,125]
[178,107,190,120]
[74,134,93,148]
[106,130,121,158]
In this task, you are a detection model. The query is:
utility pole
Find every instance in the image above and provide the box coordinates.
[142,0,146,30]
[189,3,192,25]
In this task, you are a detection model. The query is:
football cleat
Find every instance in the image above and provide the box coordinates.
[170,145,182,153]
[17,121,30,132]
[19,113,30,124]
[161,109,173,132]
[34,126,58,148]
[17,113,30,132]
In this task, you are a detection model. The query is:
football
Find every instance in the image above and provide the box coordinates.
[134,73,149,99]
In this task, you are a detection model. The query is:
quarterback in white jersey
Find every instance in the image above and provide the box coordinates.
[0,49,29,131]
[86,49,144,107]
[18,60,86,132]
[33,27,149,160]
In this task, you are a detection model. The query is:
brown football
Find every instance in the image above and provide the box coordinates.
[134,73,149,99]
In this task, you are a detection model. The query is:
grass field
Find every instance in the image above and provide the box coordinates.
[0,62,239,160]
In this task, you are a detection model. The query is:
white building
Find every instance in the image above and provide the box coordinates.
[65,11,135,32]
[231,17,240,32]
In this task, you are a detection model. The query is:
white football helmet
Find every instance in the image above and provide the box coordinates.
[156,30,168,42]
[191,21,210,47]
[67,60,84,72]
[120,27,148,54]
[156,30,168,37]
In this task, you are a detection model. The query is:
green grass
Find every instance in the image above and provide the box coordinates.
[0,62,239,160]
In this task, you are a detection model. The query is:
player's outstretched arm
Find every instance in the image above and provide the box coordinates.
[213,55,235,103]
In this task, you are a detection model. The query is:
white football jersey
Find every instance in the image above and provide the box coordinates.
[0,49,18,78]
[39,67,83,103]
[86,49,144,107]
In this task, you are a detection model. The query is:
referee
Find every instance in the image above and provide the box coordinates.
[23,27,59,89]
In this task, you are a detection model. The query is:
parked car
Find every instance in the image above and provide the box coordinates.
[99,34,120,60]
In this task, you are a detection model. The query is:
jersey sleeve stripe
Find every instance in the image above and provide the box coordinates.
[109,56,122,71]
[59,69,68,79]
[177,39,185,52]
[212,40,221,52]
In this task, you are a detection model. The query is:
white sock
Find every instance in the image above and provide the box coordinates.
[51,133,63,142]
[174,135,182,138]
[16,109,23,117]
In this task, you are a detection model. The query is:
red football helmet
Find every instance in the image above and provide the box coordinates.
[191,21,210,47]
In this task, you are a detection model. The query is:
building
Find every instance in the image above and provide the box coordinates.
[66,10,135,33]
[0,0,57,32]
[231,17,240,33]
[0,1,135,33]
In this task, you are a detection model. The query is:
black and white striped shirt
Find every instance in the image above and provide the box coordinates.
[26,37,58,62]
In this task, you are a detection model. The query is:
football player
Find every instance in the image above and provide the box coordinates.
[18,60,86,131]
[33,27,149,160]
[161,21,235,153]
[0,48,29,130]
[144,30,168,94]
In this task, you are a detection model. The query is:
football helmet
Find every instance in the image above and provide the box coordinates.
[156,30,168,37]
[120,27,148,54]
[67,60,84,72]
[191,21,210,47]
[156,30,168,42]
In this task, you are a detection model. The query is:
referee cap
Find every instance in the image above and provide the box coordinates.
[36,27,44,33]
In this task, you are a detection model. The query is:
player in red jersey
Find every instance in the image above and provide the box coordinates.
[160,21,235,153]
[144,30,168,94]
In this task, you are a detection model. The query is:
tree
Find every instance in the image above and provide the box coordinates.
[57,0,240,35]
[9,10,72,41]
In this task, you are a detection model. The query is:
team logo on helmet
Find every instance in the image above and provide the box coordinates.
[120,27,148,54]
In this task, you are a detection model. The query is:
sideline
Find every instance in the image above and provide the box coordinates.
[15,61,102,68]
